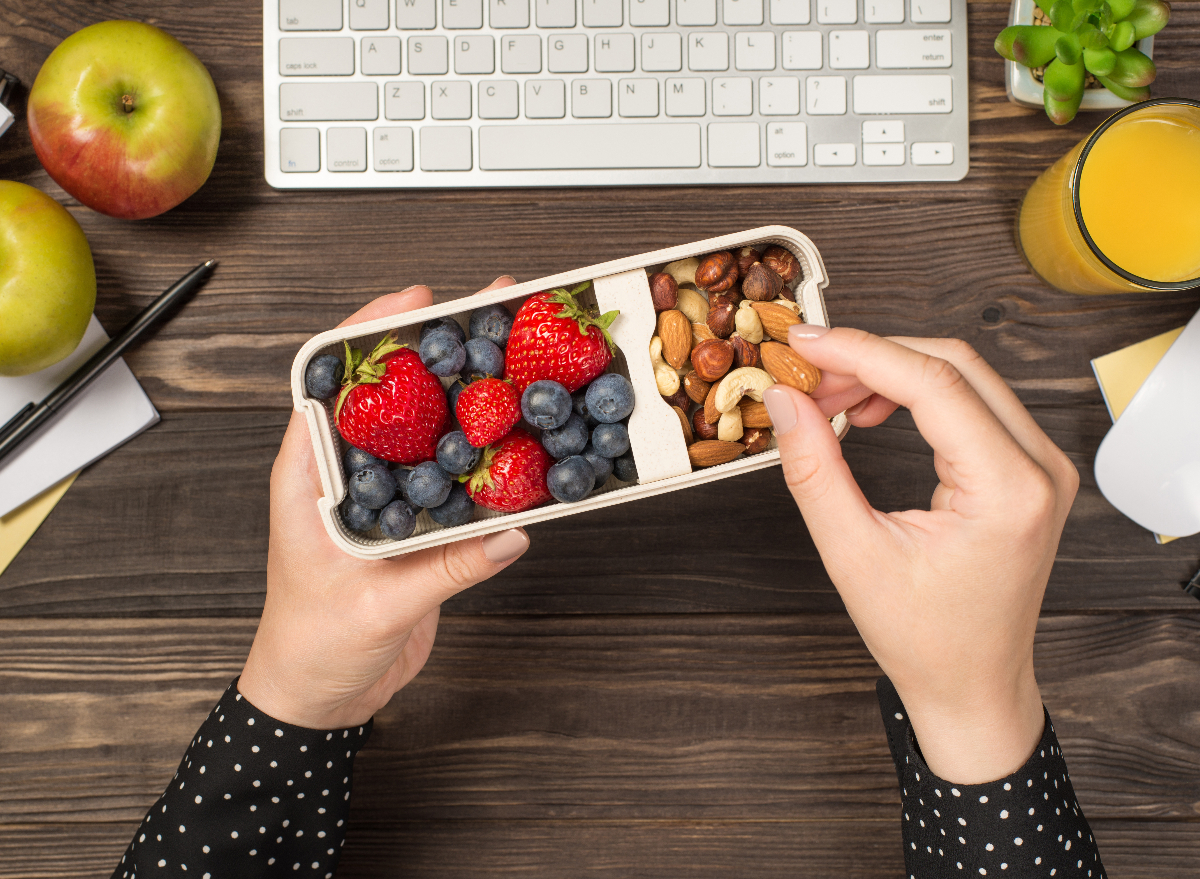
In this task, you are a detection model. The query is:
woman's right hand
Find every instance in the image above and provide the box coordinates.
[762,325,1079,785]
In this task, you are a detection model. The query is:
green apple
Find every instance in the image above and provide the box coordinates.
[0,181,96,376]
[27,20,221,220]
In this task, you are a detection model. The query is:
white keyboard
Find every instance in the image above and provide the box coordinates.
[263,0,968,188]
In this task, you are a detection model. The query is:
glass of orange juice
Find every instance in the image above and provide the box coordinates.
[1017,97,1200,295]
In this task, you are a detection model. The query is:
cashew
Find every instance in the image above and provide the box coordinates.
[664,257,699,288]
[717,406,744,442]
[735,301,764,344]
[773,297,803,317]
[650,336,680,397]
[676,285,709,324]
[713,367,774,413]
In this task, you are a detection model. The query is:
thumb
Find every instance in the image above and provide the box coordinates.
[395,528,531,607]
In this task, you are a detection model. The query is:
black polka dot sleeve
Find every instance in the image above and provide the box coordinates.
[877,677,1106,879]
[111,678,372,879]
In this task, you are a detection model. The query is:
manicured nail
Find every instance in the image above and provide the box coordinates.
[847,396,872,418]
[398,284,425,295]
[789,323,830,342]
[762,386,799,436]
[482,528,529,563]
[494,275,517,285]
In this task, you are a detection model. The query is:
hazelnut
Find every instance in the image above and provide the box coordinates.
[692,406,718,440]
[741,427,772,454]
[778,285,796,302]
[661,385,690,411]
[691,338,734,382]
[706,301,737,339]
[736,246,762,275]
[649,272,678,312]
[742,262,784,302]
[683,372,711,405]
[694,251,738,293]
[761,245,801,283]
[709,290,742,309]
[730,334,761,370]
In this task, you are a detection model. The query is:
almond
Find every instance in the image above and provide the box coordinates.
[692,322,716,346]
[684,372,711,405]
[657,309,692,370]
[672,405,694,445]
[688,440,745,468]
[703,381,722,425]
[749,301,801,342]
[760,341,821,395]
[739,399,772,428]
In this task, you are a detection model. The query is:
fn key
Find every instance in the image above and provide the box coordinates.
[280,128,320,172]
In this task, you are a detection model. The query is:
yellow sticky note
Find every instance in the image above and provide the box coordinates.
[1091,327,1186,545]
[0,472,78,577]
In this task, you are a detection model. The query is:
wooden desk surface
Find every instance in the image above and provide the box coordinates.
[2,2,1199,876]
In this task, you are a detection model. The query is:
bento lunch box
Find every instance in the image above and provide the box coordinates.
[290,225,847,559]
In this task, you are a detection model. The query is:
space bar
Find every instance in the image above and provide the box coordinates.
[479,124,702,170]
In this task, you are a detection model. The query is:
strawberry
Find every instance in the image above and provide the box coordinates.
[334,332,448,465]
[463,428,554,513]
[503,282,619,394]
[455,377,520,448]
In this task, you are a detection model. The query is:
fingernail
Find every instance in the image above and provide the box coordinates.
[789,323,830,342]
[494,275,517,285]
[762,386,799,436]
[398,284,425,295]
[847,396,872,418]
[482,528,529,563]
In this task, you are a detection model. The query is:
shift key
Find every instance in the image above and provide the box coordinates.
[280,83,378,121]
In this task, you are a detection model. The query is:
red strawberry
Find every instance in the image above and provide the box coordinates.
[464,428,554,513]
[455,377,520,448]
[334,333,448,465]
[504,282,619,394]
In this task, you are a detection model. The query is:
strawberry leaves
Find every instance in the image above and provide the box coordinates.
[335,332,408,420]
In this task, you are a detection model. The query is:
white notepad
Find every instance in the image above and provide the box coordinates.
[0,315,159,517]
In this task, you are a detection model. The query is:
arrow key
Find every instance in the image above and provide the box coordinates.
[911,141,954,165]
[814,142,855,165]
[863,143,904,165]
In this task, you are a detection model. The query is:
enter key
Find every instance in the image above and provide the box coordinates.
[875,30,951,69]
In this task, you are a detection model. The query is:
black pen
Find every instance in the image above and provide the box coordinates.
[0,260,217,466]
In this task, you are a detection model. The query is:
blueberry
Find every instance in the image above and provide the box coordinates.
[394,468,423,512]
[437,430,481,475]
[463,337,505,377]
[521,380,572,430]
[581,442,614,488]
[468,304,514,347]
[343,446,380,475]
[571,388,597,425]
[348,463,397,509]
[406,461,452,508]
[447,378,471,414]
[305,354,344,400]
[340,497,379,533]
[613,450,637,483]
[546,455,596,503]
[428,483,475,527]
[590,421,630,458]
[420,317,465,345]
[541,413,589,459]
[419,330,467,377]
[584,374,635,423]
[379,500,417,540]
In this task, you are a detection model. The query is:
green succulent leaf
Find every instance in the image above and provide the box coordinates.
[1077,22,1107,48]
[1109,19,1136,50]
[1097,3,1114,30]
[1056,34,1082,65]
[1050,0,1076,30]
[1096,74,1151,101]
[1044,83,1085,125]
[1083,46,1118,76]
[1043,56,1086,102]
[1109,46,1157,86]
[995,25,1060,66]
[1127,0,1170,39]
[1107,0,1136,20]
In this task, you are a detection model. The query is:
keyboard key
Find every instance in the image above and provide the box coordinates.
[280,127,320,171]
[759,76,799,114]
[396,0,437,29]
[373,127,414,170]
[875,30,951,68]
[572,79,612,116]
[829,30,868,68]
[910,0,950,22]
[853,74,951,113]
[479,122,701,167]
[642,33,683,71]
[537,0,577,27]
[618,78,660,116]
[865,0,903,22]
[766,121,806,165]
[361,37,402,75]
[408,36,450,73]
[548,34,589,72]
[861,119,903,142]
[863,142,903,164]
[280,82,379,120]
[444,0,484,27]
[723,0,764,25]
[708,122,759,166]
[782,31,821,69]
[816,0,856,23]
[350,0,390,29]
[770,0,810,24]
[911,140,953,163]
[279,38,355,76]
[479,79,520,117]
[455,35,495,73]
[712,77,752,115]
[584,0,624,26]
[385,81,425,118]
[328,127,368,171]
[805,75,845,114]
[595,34,635,71]
[502,35,542,72]
[525,79,566,117]
[420,126,473,169]
[814,142,855,164]
[689,33,729,70]
[735,32,775,70]
[665,77,706,115]
[677,0,718,26]
[432,81,472,118]
[629,0,670,26]
[280,0,342,30]
[491,0,530,26]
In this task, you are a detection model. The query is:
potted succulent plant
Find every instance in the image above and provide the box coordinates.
[996,0,1170,124]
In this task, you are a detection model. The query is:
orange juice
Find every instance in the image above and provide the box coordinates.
[1017,99,1200,295]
